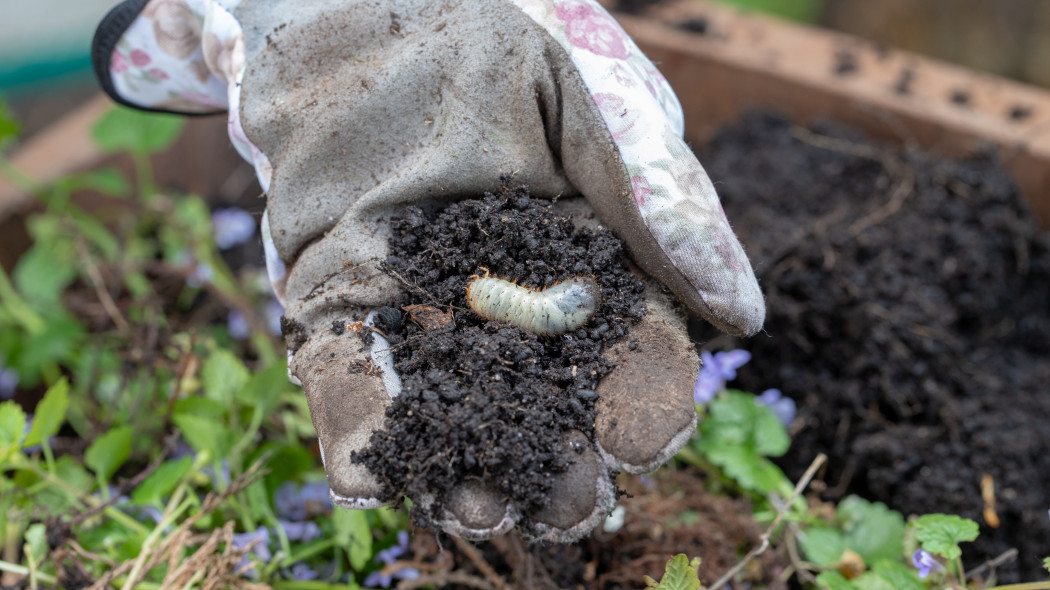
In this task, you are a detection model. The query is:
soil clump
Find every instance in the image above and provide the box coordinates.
[700,111,1050,581]
[354,183,645,527]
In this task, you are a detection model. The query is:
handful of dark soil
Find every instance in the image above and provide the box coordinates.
[353,184,645,526]
[702,111,1050,581]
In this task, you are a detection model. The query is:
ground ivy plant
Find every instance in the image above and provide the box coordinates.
[0,102,412,588]
[673,349,1050,590]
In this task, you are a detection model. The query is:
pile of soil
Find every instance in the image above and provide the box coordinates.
[699,111,1050,581]
[355,183,646,526]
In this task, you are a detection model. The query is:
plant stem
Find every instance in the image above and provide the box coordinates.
[0,266,44,334]
[0,560,56,586]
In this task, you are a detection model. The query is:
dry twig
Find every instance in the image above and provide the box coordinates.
[708,453,828,590]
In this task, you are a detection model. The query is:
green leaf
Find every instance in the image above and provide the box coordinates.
[24,378,69,447]
[132,456,192,506]
[797,527,846,567]
[13,243,77,304]
[172,414,235,460]
[84,425,134,480]
[1043,556,1049,573]
[702,445,791,495]
[644,554,702,590]
[91,106,185,155]
[17,313,85,383]
[912,514,979,560]
[0,99,19,145]
[62,168,131,198]
[333,508,373,571]
[870,560,926,590]
[711,0,823,22]
[815,571,856,590]
[698,391,790,457]
[24,523,48,561]
[53,455,94,493]
[0,401,27,460]
[850,572,895,590]
[201,349,250,405]
[838,496,905,564]
[235,360,289,411]
[172,397,227,420]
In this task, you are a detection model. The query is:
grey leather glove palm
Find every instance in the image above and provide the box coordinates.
[93,0,764,542]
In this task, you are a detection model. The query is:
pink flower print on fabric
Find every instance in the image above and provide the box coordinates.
[631,176,651,207]
[555,1,631,59]
[592,92,640,144]
[611,63,637,88]
[130,49,152,67]
[111,52,129,74]
[715,231,743,273]
[148,68,170,80]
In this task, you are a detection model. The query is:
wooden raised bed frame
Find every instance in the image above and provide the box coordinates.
[3,0,1049,231]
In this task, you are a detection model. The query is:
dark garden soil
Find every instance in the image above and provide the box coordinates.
[413,468,789,590]
[698,111,1050,582]
[354,183,648,527]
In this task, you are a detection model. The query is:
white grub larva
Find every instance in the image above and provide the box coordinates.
[466,271,601,337]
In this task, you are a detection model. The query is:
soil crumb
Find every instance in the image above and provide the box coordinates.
[700,111,1050,582]
[354,182,645,527]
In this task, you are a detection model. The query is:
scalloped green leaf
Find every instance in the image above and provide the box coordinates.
[645,554,702,590]
[913,514,979,560]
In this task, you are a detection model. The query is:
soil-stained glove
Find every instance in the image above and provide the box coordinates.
[93,0,765,542]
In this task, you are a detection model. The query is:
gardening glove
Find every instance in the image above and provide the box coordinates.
[92,0,765,542]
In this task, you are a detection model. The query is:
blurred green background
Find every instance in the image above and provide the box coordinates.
[3,0,1050,136]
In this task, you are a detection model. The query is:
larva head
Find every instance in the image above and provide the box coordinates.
[553,277,601,317]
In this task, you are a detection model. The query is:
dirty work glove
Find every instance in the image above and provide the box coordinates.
[93,0,765,542]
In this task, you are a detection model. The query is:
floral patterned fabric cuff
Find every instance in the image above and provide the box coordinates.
[92,0,242,115]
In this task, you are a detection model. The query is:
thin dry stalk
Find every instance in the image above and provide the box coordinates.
[708,453,828,590]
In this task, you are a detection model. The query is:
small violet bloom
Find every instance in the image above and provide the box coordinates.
[693,349,752,404]
[756,388,797,427]
[912,549,945,579]
[274,481,333,521]
[276,519,321,543]
[266,298,285,336]
[232,526,272,578]
[364,530,419,588]
[0,365,18,400]
[289,562,319,581]
[227,309,250,340]
[212,207,257,250]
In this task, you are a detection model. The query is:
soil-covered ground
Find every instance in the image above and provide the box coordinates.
[699,111,1050,581]
[415,468,789,590]
[355,184,647,527]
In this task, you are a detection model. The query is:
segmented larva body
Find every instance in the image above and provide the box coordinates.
[466,273,601,337]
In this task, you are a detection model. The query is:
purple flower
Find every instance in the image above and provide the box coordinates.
[232,526,272,578]
[0,366,18,399]
[228,310,250,340]
[756,389,797,427]
[274,481,333,521]
[202,460,230,489]
[912,549,944,579]
[265,299,284,336]
[289,562,319,581]
[187,261,214,288]
[276,519,321,543]
[212,207,257,250]
[693,349,752,404]
[364,531,419,588]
